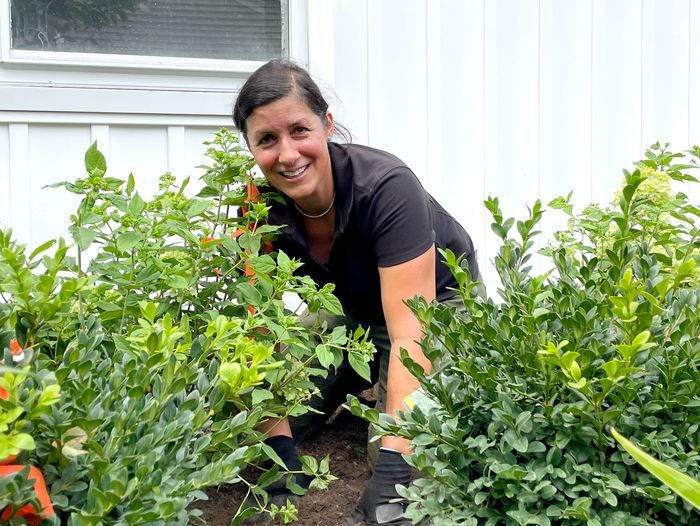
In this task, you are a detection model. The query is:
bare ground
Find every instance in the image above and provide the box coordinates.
[194,408,371,526]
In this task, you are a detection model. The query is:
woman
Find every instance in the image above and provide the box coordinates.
[233,60,481,526]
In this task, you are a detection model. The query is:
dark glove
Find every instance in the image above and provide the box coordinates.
[346,448,413,526]
[239,435,311,525]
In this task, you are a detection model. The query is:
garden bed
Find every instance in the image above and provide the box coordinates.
[197,408,371,526]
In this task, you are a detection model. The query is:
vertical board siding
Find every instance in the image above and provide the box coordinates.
[538,0,594,273]
[4,2,699,298]
[483,0,541,287]
[539,0,593,206]
[425,0,486,277]
[591,0,643,202]
[167,126,187,179]
[0,125,9,229]
[108,127,169,198]
[642,0,690,148]
[90,125,111,162]
[690,0,700,205]
[330,0,698,297]
[367,0,428,183]
[8,124,30,245]
[185,127,221,184]
[332,0,369,143]
[28,125,91,245]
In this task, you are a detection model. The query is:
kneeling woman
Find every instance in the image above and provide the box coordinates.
[233,60,481,526]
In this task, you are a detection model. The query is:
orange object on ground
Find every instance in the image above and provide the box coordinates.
[0,464,55,525]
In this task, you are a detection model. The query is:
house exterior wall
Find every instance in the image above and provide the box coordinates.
[2,0,699,294]
[329,0,700,289]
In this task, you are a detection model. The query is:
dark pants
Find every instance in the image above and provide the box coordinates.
[289,310,391,465]
[288,295,470,466]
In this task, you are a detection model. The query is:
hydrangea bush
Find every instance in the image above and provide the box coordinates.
[0,130,374,524]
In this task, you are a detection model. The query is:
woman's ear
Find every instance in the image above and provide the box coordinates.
[325,111,335,139]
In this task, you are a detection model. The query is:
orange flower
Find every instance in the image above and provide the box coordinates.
[9,339,22,356]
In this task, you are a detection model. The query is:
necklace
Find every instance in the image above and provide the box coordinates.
[294,193,336,219]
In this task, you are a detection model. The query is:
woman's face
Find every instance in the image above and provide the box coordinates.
[245,95,334,206]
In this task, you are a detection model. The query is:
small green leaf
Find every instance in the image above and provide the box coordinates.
[251,388,274,406]
[29,239,56,260]
[85,141,107,173]
[315,344,334,369]
[126,173,135,194]
[169,275,189,289]
[186,200,210,218]
[116,231,141,252]
[348,352,371,382]
[10,433,36,451]
[70,226,97,250]
[128,193,146,216]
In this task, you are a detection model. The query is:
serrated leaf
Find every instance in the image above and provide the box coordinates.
[251,388,274,406]
[315,344,334,369]
[116,231,141,252]
[70,226,97,250]
[168,275,189,289]
[348,352,371,382]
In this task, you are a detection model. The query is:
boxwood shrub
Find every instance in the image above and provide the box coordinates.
[349,144,700,525]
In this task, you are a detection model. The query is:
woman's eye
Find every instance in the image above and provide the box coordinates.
[294,126,309,135]
[257,135,274,146]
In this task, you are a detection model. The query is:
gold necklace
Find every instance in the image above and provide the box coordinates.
[294,193,336,219]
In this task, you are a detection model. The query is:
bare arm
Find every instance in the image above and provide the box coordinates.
[378,245,436,453]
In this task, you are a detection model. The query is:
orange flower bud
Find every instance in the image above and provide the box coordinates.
[9,339,22,356]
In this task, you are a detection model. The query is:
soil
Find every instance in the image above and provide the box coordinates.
[194,407,371,526]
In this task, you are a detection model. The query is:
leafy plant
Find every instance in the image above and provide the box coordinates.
[611,427,700,511]
[349,143,700,525]
[0,129,374,524]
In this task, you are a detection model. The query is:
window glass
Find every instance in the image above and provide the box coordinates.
[10,0,285,62]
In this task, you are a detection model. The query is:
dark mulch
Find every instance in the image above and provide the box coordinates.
[193,408,371,526]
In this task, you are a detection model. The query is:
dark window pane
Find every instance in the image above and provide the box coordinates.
[10,0,284,61]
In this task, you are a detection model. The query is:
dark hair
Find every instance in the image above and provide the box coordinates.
[233,60,350,142]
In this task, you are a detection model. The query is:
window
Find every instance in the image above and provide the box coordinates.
[4,0,289,71]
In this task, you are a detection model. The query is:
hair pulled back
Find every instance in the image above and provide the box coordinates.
[233,60,326,137]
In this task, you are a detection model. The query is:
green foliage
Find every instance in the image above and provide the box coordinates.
[0,130,374,524]
[0,466,51,525]
[349,143,700,525]
[611,427,700,511]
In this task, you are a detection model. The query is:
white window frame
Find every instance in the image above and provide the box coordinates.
[0,0,306,74]
[0,0,309,116]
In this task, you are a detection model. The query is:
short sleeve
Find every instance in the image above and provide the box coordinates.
[366,167,435,267]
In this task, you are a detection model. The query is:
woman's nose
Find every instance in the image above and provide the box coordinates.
[277,137,299,166]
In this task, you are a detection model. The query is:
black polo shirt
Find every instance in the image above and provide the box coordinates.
[267,142,479,326]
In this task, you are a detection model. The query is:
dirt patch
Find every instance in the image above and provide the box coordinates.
[194,408,371,526]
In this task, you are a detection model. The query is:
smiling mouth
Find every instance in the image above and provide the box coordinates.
[279,164,309,179]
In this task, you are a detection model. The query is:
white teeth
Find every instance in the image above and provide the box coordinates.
[281,165,307,178]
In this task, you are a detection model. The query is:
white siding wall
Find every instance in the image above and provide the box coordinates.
[0,119,223,245]
[330,0,700,293]
[2,0,699,296]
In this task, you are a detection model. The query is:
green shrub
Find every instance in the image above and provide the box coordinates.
[349,143,700,525]
[0,130,373,524]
